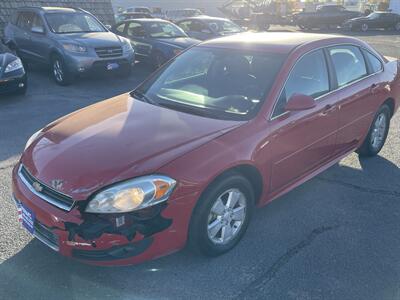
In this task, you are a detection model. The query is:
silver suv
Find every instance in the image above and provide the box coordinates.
[4,7,135,85]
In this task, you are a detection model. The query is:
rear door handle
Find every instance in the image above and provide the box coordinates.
[370,84,380,94]
[321,104,335,115]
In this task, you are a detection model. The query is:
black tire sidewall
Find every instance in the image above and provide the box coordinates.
[189,174,255,256]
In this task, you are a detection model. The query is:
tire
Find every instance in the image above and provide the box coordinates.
[188,173,255,257]
[51,55,72,86]
[357,104,391,157]
[361,23,369,32]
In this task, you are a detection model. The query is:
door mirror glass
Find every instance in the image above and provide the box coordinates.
[31,26,44,34]
[285,93,316,111]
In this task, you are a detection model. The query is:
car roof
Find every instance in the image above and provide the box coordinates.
[18,6,83,13]
[126,18,169,23]
[200,32,358,54]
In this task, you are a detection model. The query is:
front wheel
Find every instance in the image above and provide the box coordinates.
[189,174,254,256]
[361,23,369,32]
[357,104,391,157]
[51,55,72,86]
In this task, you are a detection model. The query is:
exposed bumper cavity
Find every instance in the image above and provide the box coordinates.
[72,237,153,261]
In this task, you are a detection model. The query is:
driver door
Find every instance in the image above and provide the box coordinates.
[267,49,339,194]
[126,21,152,59]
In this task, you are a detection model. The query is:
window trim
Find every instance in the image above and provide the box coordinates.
[270,48,332,120]
[269,43,384,121]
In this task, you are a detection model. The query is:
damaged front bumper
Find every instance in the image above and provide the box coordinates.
[12,165,200,266]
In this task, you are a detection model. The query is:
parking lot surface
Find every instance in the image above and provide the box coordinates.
[0,29,399,299]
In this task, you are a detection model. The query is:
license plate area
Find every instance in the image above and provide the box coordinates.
[15,198,59,251]
[106,62,119,70]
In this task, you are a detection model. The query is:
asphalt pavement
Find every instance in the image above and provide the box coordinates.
[0,29,399,299]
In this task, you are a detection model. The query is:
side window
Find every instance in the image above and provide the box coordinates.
[127,22,145,37]
[272,50,329,118]
[31,13,44,30]
[17,12,34,31]
[328,45,367,87]
[115,23,126,34]
[178,21,192,32]
[363,50,383,74]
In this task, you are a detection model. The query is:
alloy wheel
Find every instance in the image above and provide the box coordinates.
[370,112,387,151]
[53,59,64,83]
[207,188,247,245]
[361,23,368,32]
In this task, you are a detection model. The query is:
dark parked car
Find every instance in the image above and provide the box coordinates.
[111,19,199,67]
[4,7,135,85]
[344,12,400,32]
[115,12,153,23]
[125,6,152,14]
[0,43,27,95]
[176,16,244,41]
[13,33,399,266]
[165,9,203,22]
[293,5,362,29]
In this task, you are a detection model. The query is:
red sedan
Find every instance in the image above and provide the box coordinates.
[12,33,399,266]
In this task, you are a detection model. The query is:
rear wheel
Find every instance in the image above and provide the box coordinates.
[51,55,72,86]
[357,104,391,157]
[189,174,254,256]
[361,23,369,32]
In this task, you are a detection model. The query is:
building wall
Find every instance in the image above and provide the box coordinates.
[0,0,115,37]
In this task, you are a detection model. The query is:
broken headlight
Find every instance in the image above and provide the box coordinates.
[85,175,176,214]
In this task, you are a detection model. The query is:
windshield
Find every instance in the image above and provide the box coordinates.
[208,20,243,34]
[45,13,106,34]
[145,22,187,38]
[133,47,286,120]
[367,13,380,19]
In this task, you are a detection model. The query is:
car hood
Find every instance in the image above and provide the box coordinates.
[61,32,124,48]
[154,37,199,49]
[22,94,243,200]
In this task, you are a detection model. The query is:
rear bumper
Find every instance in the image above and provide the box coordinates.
[12,163,200,266]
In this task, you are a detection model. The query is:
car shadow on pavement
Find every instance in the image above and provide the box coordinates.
[0,155,399,299]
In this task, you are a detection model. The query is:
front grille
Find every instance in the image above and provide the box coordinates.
[34,220,59,251]
[95,46,123,58]
[18,165,75,211]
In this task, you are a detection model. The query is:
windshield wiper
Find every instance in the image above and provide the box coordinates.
[130,90,156,104]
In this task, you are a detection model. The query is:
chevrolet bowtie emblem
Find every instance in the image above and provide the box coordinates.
[32,181,43,193]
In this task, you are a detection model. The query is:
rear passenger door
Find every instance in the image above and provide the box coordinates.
[268,49,339,194]
[327,45,383,153]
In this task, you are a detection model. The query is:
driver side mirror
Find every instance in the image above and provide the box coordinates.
[284,93,316,111]
[31,26,45,34]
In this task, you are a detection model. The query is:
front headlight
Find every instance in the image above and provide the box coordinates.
[62,43,87,53]
[85,175,176,213]
[24,129,42,150]
[122,40,134,53]
[5,58,24,73]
